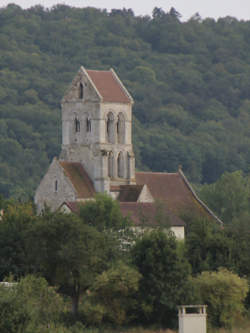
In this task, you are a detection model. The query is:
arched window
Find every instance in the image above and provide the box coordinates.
[86,117,91,132]
[108,152,114,178]
[75,117,80,132]
[117,152,124,178]
[79,82,84,99]
[106,112,115,143]
[117,113,125,144]
[54,180,58,192]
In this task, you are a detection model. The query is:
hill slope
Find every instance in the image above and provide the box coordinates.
[1,4,250,198]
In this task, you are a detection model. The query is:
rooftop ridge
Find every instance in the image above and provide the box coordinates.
[110,68,134,104]
[82,66,103,101]
[178,168,223,226]
[136,171,179,175]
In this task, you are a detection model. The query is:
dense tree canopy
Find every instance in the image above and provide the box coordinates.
[131,230,190,327]
[1,5,250,197]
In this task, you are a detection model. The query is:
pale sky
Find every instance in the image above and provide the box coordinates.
[1,0,250,21]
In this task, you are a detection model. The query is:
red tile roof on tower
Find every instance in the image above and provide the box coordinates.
[86,69,132,103]
[59,161,96,199]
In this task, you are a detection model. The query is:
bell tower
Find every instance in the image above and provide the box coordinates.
[60,66,135,193]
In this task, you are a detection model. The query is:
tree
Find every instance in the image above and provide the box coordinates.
[193,268,248,328]
[0,202,36,280]
[185,215,233,274]
[0,275,64,333]
[79,193,133,255]
[89,261,141,325]
[131,230,190,326]
[79,193,130,231]
[32,210,108,317]
[200,171,250,223]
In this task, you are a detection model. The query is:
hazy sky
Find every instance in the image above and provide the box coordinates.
[1,0,250,21]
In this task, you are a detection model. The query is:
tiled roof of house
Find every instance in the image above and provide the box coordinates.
[59,161,95,199]
[119,202,185,227]
[86,69,132,104]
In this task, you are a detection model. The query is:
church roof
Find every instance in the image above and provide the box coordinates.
[135,171,194,212]
[119,202,185,227]
[136,169,223,225]
[57,163,222,226]
[86,69,132,104]
[116,185,144,202]
[59,161,95,199]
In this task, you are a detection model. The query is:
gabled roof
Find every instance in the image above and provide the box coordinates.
[136,171,193,211]
[119,202,185,227]
[86,69,132,104]
[59,161,95,199]
[136,170,223,225]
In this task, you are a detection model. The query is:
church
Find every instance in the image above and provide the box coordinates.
[35,66,222,239]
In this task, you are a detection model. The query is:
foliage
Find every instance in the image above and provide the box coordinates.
[200,171,250,223]
[79,194,134,254]
[0,275,64,333]
[184,215,233,274]
[32,210,108,317]
[89,261,141,325]
[2,6,250,197]
[79,193,131,231]
[192,268,248,328]
[0,202,36,280]
[131,230,190,327]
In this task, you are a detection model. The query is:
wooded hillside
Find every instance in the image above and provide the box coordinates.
[1,4,250,198]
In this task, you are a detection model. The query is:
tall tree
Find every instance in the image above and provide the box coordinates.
[131,230,190,327]
[32,210,108,316]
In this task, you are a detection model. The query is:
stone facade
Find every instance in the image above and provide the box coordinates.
[35,158,77,213]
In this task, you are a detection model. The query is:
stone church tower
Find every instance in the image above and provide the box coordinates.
[35,66,138,212]
[60,66,136,192]
[35,66,222,238]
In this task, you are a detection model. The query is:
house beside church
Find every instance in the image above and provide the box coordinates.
[35,66,222,239]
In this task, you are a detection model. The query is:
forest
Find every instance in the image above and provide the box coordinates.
[1,191,250,333]
[1,4,250,198]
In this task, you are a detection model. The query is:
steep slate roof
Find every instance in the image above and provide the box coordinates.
[86,69,132,104]
[119,202,185,227]
[59,161,95,199]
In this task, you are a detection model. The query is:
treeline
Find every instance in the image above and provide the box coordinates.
[0,192,250,332]
[1,4,250,197]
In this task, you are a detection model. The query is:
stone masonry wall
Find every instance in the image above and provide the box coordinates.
[35,158,77,213]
